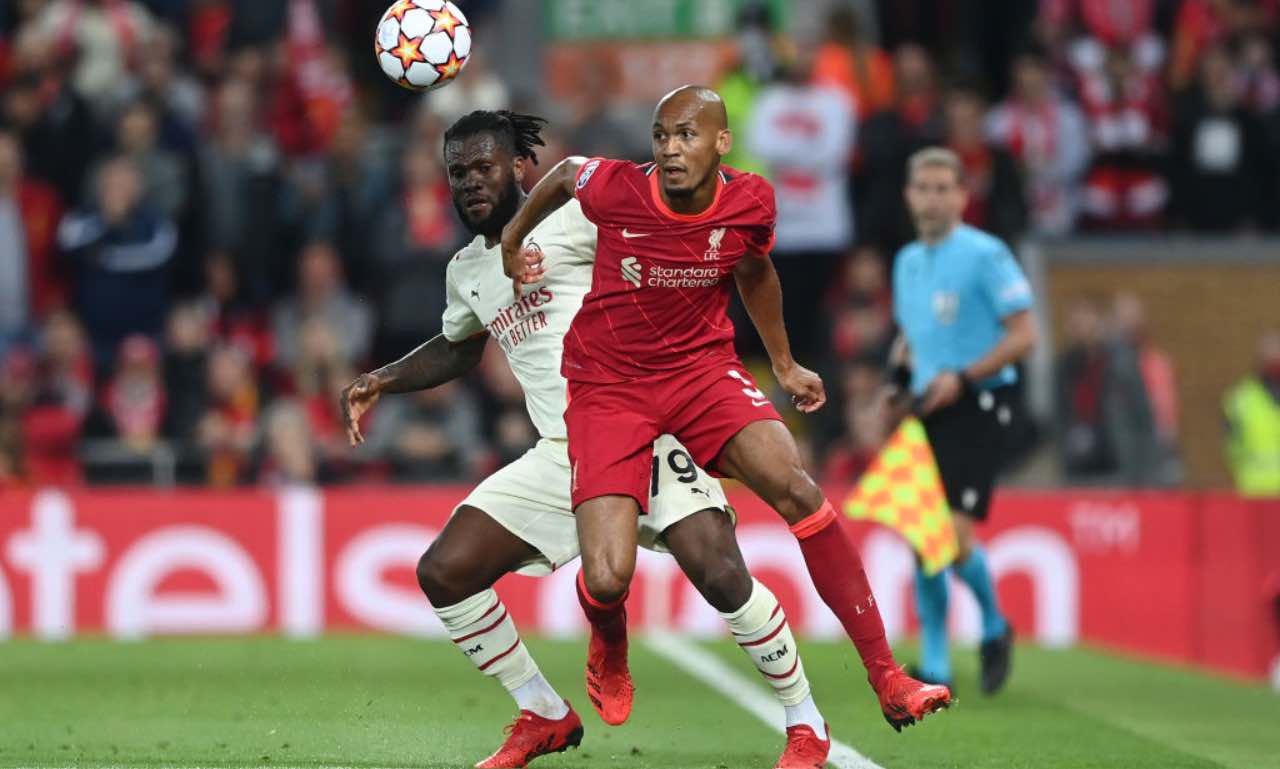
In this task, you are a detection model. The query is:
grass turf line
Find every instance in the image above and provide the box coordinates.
[1,636,1277,769]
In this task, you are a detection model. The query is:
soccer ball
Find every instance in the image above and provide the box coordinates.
[375,0,471,92]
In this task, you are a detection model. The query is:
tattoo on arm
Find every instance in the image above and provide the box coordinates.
[373,334,487,394]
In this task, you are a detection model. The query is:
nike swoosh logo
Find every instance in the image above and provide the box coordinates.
[621,229,650,239]
[751,399,770,408]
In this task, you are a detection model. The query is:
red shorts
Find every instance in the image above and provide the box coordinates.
[565,357,783,512]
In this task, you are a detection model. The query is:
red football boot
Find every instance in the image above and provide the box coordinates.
[584,621,634,725]
[774,723,831,769]
[870,663,953,732]
[474,701,584,768]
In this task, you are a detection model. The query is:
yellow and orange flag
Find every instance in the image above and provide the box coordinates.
[842,417,957,575]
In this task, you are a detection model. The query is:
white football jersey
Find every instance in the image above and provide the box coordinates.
[441,199,596,440]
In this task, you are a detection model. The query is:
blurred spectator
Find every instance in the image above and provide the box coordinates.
[1169,46,1270,231]
[821,357,888,483]
[100,334,165,451]
[5,343,83,485]
[110,22,205,147]
[268,0,353,158]
[0,348,36,483]
[747,51,856,360]
[8,312,91,484]
[371,141,458,358]
[199,343,258,486]
[855,43,943,251]
[367,380,484,482]
[987,49,1091,235]
[717,0,786,177]
[23,0,157,110]
[162,302,211,444]
[1238,32,1280,115]
[306,110,395,295]
[1224,328,1280,496]
[259,398,320,486]
[272,240,373,372]
[566,54,642,161]
[198,250,274,368]
[1077,43,1169,229]
[1110,292,1181,485]
[829,246,894,365]
[114,99,189,219]
[38,310,94,420]
[0,125,64,348]
[199,77,287,305]
[1169,0,1277,92]
[812,5,895,119]
[4,33,96,202]
[1043,0,1160,52]
[1056,294,1177,486]
[1055,297,1118,480]
[943,86,1028,243]
[58,155,177,369]
[292,317,354,470]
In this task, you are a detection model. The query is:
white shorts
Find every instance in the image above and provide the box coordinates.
[455,435,731,575]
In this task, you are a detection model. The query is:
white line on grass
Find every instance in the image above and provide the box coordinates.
[643,634,888,769]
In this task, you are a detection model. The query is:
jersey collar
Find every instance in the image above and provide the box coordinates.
[648,167,725,223]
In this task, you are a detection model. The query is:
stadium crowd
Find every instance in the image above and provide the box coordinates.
[0,0,1277,490]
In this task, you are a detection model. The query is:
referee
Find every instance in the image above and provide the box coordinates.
[885,147,1037,694]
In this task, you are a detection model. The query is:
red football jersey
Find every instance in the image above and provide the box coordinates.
[562,158,777,383]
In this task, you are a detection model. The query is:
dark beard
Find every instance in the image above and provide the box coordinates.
[455,178,521,239]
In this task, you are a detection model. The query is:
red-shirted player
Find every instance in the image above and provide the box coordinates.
[501,86,952,732]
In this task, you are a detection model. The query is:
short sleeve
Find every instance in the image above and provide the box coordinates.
[441,263,484,342]
[981,242,1034,317]
[744,176,778,256]
[557,200,598,265]
[573,157,623,226]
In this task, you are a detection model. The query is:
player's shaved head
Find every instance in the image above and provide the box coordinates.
[654,85,728,131]
[651,85,732,210]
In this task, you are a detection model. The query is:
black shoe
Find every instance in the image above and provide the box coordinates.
[979,625,1014,695]
[906,663,953,691]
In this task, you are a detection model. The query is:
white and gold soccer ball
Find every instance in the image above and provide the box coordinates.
[374,0,471,91]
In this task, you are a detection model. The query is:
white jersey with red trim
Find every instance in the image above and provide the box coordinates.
[441,199,596,439]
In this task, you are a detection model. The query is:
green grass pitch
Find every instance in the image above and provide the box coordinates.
[1,636,1277,769]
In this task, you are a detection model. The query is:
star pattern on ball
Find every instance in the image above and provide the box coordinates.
[385,0,418,22]
[390,32,428,70]
[429,7,462,38]
[434,50,463,80]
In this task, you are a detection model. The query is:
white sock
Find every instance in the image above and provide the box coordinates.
[511,673,569,720]
[434,589,566,719]
[721,579,825,736]
[784,694,828,737]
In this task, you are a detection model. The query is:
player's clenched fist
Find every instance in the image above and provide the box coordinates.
[774,362,826,414]
[339,373,383,446]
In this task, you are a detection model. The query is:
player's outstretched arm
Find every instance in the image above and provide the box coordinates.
[733,255,826,414]
[500,155,588,292]
[339,333,487,445]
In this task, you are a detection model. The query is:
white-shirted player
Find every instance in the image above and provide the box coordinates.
[340,111,833,769]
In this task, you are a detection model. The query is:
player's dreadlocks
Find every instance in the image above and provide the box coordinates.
[443,110,549,165]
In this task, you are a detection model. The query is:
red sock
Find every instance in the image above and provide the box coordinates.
[576,570,628,643]
[791,500,896,682]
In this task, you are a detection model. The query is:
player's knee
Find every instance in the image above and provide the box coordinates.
[416,547,465,607]
[692,554,753,613]
[772,466,825,523]
[581,558,634,606]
